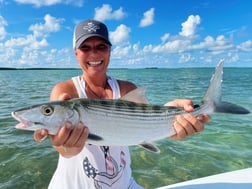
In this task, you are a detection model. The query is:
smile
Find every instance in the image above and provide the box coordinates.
[87,61,103,66]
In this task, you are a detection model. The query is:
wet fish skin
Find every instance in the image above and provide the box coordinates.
[11,60,250,153]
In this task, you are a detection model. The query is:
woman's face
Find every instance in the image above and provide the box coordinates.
[75,36,111,77]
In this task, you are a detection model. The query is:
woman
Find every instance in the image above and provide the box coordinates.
[34,19,210,189]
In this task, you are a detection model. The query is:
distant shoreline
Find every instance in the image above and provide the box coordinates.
[0,66,250,70]
[0,67,156,70]
[0,67,81,70]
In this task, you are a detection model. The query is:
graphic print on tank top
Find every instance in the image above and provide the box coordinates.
[83,146,126,189]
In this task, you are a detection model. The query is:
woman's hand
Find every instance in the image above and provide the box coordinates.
[33,93,89,158]
[165,99,211,140]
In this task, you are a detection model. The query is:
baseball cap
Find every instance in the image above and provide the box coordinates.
[73,19,112,49]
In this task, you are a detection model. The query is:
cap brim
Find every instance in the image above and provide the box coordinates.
[75,34,112,49]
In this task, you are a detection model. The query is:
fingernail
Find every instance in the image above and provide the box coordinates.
[63,146,68,153]
[39,130,47,142]
[197,116,203,121]
[77,122,83,129]
[65,122,72,129]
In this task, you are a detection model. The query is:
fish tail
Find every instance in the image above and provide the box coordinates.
[201,59,250,114]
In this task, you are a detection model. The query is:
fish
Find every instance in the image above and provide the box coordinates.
[11,60,250,153]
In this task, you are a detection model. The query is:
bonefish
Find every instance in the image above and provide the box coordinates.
[11,60,250,153]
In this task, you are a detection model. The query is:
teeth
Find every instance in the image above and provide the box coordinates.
[88,61,102,66]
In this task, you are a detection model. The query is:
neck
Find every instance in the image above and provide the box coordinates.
[83,74,107,87]
[82,75,108,99]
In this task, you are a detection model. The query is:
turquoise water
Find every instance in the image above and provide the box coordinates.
[0,67,252,189]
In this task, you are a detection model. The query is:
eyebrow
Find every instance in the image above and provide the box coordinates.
[80,43,109,47]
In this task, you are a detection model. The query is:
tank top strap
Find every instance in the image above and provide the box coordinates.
[72,76,121,99]
[72,76,87,98]
[107,76,121,99]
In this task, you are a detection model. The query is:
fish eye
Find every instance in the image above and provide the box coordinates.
[41,105,54,116]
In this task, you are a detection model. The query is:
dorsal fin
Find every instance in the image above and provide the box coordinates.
[202,59,224,104]
[120,87,149,104]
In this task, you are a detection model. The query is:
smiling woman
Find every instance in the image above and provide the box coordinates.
[30,19,209,189]
[34,19,146,189]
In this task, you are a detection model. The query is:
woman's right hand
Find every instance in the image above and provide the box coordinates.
[33,93,89,158]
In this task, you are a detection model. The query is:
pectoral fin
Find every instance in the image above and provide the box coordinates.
[88,133,103,141]
[139,142,160,153]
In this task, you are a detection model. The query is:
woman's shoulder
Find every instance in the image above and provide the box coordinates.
[50,79,78,100]
[54,79,74,90]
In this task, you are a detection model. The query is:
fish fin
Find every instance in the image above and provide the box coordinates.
[215,101,250,114]
[201,59,250,115]
[202,59,224,105]
[88,133,103,141]
[121,87,149,104]
[139,142,160,153]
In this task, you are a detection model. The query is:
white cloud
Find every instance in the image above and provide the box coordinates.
[237,40,252,52]
[161,33,170,43]
[29,14,64,37]
[0,14,67,67]
[179,15,200,37]
[227,53,239,62]
[0,15,7,40]
[189,35,233,55]
[157,39,191,53]
[29,38,48,49]
[94,4,126,22]
[5,35,38,47]
[110,24,131,45]
[179,53,193,63]
[139,8,155,27]
[205,35,233,54]
[112,45,131,58]
[14,0,83,7]
[0,3,250,68]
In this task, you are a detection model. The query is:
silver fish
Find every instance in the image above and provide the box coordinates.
[11,60,250,152]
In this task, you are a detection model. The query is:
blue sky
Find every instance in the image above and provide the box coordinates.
[0,0,251,68]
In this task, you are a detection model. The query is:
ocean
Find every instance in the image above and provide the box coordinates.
[0,67,252,189]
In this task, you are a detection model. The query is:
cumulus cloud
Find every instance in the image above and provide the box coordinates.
[161,33,170,43]
[0,15,7,40]
[179,53,193,63]
[151,39,191,54]
[227,53,239,62]
[112,45,131,58]
[109,24,131,45]
[193,35,234,55]
[0,14,67,67]
[139,8,155,27]
[29,14,64,37]
[94,4,126,21]
[179,15,200,37]
[14,0,83,7]
[5,35,48,48]
[237,40,252,52]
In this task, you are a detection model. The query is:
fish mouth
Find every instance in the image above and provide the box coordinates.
[87,61,103,67]
[11,112,41,130]
[11,112,29,129]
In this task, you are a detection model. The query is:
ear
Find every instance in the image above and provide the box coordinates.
[74,49,78,57]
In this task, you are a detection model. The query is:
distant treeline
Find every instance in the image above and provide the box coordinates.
[0,67,81,70]
[0,67,159,70]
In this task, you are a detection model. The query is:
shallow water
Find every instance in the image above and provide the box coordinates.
[0,67,251,189]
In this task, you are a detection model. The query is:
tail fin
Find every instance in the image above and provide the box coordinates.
[202,59,250,114]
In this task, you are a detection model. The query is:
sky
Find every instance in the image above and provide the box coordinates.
[0,0,251,68]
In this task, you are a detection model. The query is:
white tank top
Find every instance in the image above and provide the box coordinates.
[48,76,144,189]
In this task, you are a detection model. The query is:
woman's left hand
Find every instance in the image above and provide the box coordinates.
[165,99,211,140]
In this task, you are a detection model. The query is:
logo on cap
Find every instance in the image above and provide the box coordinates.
[83,22,100,32]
